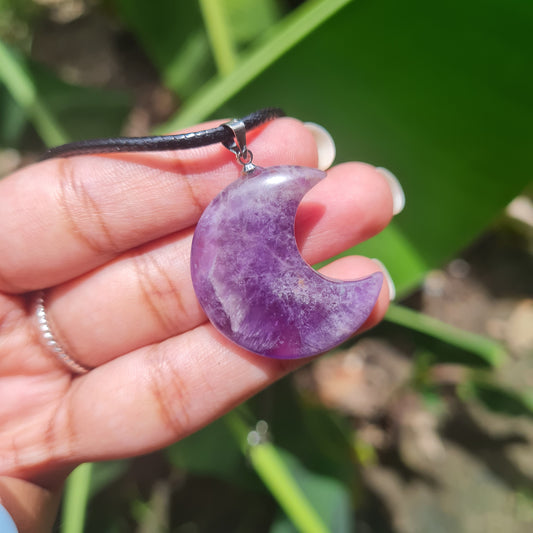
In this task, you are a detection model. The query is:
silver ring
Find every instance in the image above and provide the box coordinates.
[35,291,90,375]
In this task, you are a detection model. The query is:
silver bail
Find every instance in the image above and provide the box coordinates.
[223,119,255,173]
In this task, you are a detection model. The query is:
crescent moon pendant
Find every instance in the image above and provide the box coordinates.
[191,165,383,359]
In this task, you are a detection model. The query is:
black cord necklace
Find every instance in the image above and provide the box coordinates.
[41,107,285,160]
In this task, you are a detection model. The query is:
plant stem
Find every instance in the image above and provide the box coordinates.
[198,0,238,76]
[61,462,93,533]
[385,303,506,367]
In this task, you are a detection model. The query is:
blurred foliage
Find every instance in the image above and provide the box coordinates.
[112,0,214,97]
[0,42,130,147]
[112,0,283,97]
[0,0,532,532]
[0,0,39,49]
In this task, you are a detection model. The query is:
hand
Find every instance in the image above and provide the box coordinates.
[0,117,394,530]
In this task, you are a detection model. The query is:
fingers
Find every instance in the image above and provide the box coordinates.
[35,256,390,466]
[0,118,318,293]
[1,255,389,481]
[296,162,393,264]
[38,164,394,368]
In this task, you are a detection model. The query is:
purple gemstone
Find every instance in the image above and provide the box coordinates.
[191,165,383,359]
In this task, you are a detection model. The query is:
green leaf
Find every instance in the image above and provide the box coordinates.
[232,0,533,294]
[460,379,533,418]
[160,0,533,297]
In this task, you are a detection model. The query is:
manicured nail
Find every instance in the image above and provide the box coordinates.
[371,258,396,301]
[376,167,405,215]
[304,122,336,171]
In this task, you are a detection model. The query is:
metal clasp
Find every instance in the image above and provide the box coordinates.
[222,119,256,173]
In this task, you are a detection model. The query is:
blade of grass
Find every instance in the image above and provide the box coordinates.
[156,0,352,131]
[225,410,331,533]
[385,303,506,367]
[198,0,238,76]
[0,40,69,147]
[61,462,93,533]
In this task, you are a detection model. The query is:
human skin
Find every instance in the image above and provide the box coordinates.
[0,117,393,532]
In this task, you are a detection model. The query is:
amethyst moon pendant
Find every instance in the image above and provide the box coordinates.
[190,165,383,359]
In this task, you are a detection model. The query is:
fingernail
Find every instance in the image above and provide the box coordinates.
[371,258,396,301]
[304,122,336,171]
[376,167,405,215]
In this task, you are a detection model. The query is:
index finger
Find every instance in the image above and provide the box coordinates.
[0,118,319,293]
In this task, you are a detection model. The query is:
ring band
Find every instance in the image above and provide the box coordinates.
[35,291,90,375]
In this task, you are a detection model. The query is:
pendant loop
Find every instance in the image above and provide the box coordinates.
[223,119,256,173]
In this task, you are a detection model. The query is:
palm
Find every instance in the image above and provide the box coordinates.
[0,118,392,489]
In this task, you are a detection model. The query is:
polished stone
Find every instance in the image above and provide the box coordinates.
[191,165,383,358]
